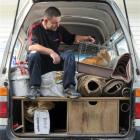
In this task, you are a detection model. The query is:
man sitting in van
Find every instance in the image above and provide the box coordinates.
[27,7,95,100]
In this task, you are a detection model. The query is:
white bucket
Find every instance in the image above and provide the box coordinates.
[11,68,30,96]
[11,78,29,96]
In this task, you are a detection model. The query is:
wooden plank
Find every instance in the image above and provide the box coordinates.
[68,100,119,134]
[15,132,68,137]
[77,62,113,78]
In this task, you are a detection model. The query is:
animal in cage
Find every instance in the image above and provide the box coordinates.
[81,48,111,67]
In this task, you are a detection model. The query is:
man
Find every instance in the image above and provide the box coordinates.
[27,7,95,100]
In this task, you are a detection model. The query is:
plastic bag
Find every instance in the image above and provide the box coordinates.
[40,71,64,97]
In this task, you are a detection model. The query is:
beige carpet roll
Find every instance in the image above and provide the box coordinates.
[77,75,105,97]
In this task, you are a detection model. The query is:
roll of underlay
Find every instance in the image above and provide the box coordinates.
[122,87,131,97]
[77,75,105,97]
[24,101,38,123]
[102,79,125,97]
[24,101,55,123]
[120,102,130,113]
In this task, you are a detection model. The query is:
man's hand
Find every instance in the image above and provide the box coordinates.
[87,36,96,43]
[50,51,61,64]
[75,35,96,44]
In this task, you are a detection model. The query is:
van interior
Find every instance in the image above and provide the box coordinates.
[10,1,133,138]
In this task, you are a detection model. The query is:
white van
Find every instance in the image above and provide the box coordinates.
[0,0,140,139]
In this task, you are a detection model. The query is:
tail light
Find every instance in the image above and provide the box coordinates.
[0,87,8,125]
[135,89,140,119]
[135,103,140,119]
[0,102,7,118]
[0,87,8,96]
[135,88,140,97]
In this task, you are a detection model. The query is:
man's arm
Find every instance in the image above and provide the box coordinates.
[60,26,96,45]
[28,24,61,64]
[29,44,61,64]
[29,44,54,55]
[75,35,96,44]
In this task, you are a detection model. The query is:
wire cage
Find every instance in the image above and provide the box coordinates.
[77,41,100,62]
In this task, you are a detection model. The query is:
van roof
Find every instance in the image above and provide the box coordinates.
[32,0,109,3]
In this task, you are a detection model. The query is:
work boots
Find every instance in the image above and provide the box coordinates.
[64,85,81,99]
[27,86,41,100]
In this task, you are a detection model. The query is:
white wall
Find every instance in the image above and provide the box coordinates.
[0,0,17,64]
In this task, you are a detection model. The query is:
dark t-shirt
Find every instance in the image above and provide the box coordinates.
[28,22,75,53]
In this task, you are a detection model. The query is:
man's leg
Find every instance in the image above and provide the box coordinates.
[61,51,76,89]
[27,52,60,99]
[27,52,43,100]
[61,51,81,98]
[28,52,42,87]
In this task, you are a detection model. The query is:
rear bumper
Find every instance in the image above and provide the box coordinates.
[134,126,140,140]
[0,125,139,140]
[0,126,9,140]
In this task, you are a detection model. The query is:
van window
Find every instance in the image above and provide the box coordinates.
[14,39,22,58]
[116,38,129,55]
[11,39,22,66]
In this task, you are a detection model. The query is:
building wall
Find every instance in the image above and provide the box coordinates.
[0,0,140,64]
[115,0,140,51]
[0,0,17,63]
